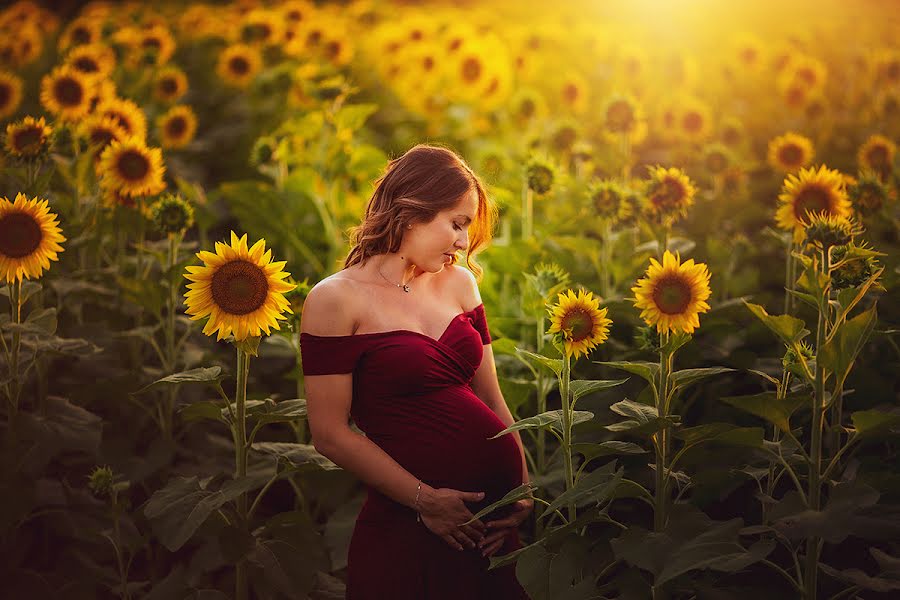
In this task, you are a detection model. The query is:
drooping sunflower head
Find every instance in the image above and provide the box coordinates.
[830,242,882,290]
[0,193,66,284]
[98,136,166,198]
[768,132,814,173]
[602,93,644,137]
[847,170,891,217]
[217,43,263,88]
[803,212,862,250]
[526,158,556,195]
[153,66,188,103]
[547,288,612,360]
[39,64,92,121]
[156,105,197,150]
[642,166,697,225]
[776,164,852,240]
[857,134,896,181]
[631,250,711,335]
[527,262,571,301]
[0,70,24,120]
[149,193,194,235]
[588,180,631,223]
[184,231,297,342]
[4,116,52,161]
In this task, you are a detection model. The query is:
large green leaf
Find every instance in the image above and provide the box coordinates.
[498,377,534,417]
[179,401,227,424]
[595,361,659,387]
[516,348,564,376]
[831,267,884,332]
[820,306,878,391]
[744,302,809,346]
[818,564,900,593]
[668,367,735,395]
[542,462,623,517]
[488,410,594,439]
[245,398,308,426]
[851,409,900,439]
[571,441,647,463]
[17,396,102,468]
[606,399,678,435]
[721,391,810,434]
[514,536,600,600]
[249,510,330,598]
[250,442,339,472]
[144,474,271,551]
[132,367,228,396]
[463,483,536,525]
[569,378,628,403]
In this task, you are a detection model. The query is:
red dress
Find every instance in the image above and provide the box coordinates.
[300,303,529,600]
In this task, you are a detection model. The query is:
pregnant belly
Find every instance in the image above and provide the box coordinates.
[356,384,523,521]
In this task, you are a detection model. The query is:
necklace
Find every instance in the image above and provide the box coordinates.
[377,262,412,292]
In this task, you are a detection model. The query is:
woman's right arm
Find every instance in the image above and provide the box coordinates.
[301,281,487,551]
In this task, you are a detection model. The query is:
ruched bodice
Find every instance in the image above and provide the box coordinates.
[300,304,528,599]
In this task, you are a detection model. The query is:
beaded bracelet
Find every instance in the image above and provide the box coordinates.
[414,480,422,522]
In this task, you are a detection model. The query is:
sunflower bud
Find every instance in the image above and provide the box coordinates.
[803,212,861,249]
[150,193,194,235]
[526,159,554,195]
[250,136,276,165]
[783,342,814,377]
[88,465,115,497]
[830,244,880,290]
[847,171,891,217]
[634,325,661,352]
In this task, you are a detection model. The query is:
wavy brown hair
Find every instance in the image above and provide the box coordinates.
[344,143,496,280]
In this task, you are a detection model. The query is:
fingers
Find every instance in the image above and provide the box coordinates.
[460,491,486,503]
[458,524,484,547]
[442,534,464,552]
[480,537,506,558]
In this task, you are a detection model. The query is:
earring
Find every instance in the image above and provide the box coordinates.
[407,224,412,229]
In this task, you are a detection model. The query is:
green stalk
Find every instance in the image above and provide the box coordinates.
[559,352,575,523]
[764,371,790,525]
[784,238,796,315]
[804,247,830,600]
[162,233,179,440]
[9,280,22,415]
[655,332,673,532]
[536,313,547,475]
[234,347,250,600]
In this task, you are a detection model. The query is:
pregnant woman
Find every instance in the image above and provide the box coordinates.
[299,144,532,599]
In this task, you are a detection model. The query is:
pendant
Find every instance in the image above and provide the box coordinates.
[402,284,411,293]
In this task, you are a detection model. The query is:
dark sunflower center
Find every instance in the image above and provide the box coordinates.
[0,84,10,107]
[797,67,816,85]
[682,111,703,133]
[778,144,804,166]
[793,185,832,220]
[229,56,250,75]
[116,149,150,181]
[142,37,162,50]
[13,126,43,153]
[866,145,889,167]
[159,77,177,95]
[560,309,593,342]
[485,77,499,95]
[652,276,692,315]
[563,83,579,104]
[607,100,635,131]
[166,116,187,137]
[653,179,687,209]
[325,41,341,59]
[886,61,900,81]
[462,57,481,82]
[211,260,269,315]
[740,48,757,64]
[723,127,740,145]
[243,23,272,43]
[0,212,42,258]
[90,127,116,148]
[73,27,91,45]
[448,38,462,52]
[706,152,728,173]
[786,86,805,107]
[74,57,99,73]
[519,98,535,119]
[410,29,423,41]
[307,30,322,46]
[423,56,434,71]
[54,77,84,107]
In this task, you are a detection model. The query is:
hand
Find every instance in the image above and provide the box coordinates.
[418,486,487,552]
[477,497,534,558]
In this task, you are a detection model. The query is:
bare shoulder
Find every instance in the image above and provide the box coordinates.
[443,264,482,311]
[299,274,360,336]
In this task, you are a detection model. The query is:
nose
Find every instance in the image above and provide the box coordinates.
[454,231,468,249]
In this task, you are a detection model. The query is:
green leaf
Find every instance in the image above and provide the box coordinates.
[179,401,227,424]
[851,409,900,439]
[744,302,810,346]
[787,289,820,310]
[675,424,764,452]
[595,361,659,387]
[250,442,339,472]
[144,474,271,551]
[131,367,227,396]
[488,410,594,439]
[572,441,647,464]
[542,462,623,518]
[569,378,628,403]
[606,399,678,435]
[721,391,810,434]
[234,335,262,357]
[669,367,735,394]
[490,337,519,357]
[462,483,536,525]
[820,306,878,391]
[515,347,563,376]
[818,564,900,593]
[832,267,884,332]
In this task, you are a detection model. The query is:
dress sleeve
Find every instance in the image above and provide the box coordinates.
[470,303,492,345]
[299,333,368,375]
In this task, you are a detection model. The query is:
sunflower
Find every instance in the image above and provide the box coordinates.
[95,97,148,141]
[217,43,263,88]
[559,72,589,115]
[730,33,765,72]
[280,0,316,25]
[767,132,814,173]
[98,137,166,197]
[857,134,896,181]
[702,143,733,176]
[803,212,862,249]
[184,231,296,342]
[719,117,745,148]
[848,170,891,217]
[547,288,611,360]
[152,66,188,103]
[40,65,92,121]
[642,166,697,225]
[65,43,116,79]
[632,250,711,335]
[4,115,52,160]
[677,98,712,143]
[157,105,197,149]
[58,16,102,52]
[240,8,285,47]
[0,70,24,119]
[8,23,43,68]
[0,193,66,284]
[602,93,647,142]
[588,180,632,223]
[508,87,546,124]
[134,25,176,67]
[77,114,128,162]
[775,165,852,240]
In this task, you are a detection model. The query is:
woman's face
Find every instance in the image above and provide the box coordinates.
[402,188,478,273]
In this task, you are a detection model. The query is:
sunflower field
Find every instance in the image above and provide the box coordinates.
[1,0,899,598]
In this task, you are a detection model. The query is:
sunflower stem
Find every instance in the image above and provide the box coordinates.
[655,332,673,533]
[784,237,796,315]
[535,312,548,539]
[163,233,179,440]
[559,352,576,523]
[234,347,250,600]
[10,279,22,415]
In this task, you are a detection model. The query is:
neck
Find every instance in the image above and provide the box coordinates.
[375,253,420,285]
